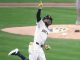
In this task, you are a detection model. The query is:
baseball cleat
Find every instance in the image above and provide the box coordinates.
[8,48,19,56]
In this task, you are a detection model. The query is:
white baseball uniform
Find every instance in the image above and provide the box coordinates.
[28,20,51,60]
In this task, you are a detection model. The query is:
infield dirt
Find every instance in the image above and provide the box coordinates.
[1,25,80,39]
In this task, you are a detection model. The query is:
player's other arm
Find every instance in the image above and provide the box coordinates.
[36,2,43,22]
[36,9,41,22]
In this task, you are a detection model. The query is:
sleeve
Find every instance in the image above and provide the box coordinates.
[37,20,44,28]
[36,9,41,22]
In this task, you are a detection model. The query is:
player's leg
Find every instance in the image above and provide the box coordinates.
[29,49,38,60]
[38,48,46,60]
[28,42,40,60]
[29,52,38,60]
[8,48,29,60]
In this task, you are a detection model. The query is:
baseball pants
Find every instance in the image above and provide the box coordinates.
[29,43,46,60]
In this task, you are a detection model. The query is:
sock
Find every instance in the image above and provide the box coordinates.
[17,52,29,60]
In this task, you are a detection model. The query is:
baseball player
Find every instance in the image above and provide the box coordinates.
[8,1,53,60]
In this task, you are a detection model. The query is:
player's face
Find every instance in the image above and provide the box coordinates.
[44,19,52,26]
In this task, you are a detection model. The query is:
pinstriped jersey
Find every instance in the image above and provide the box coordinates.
[34,20,50,45]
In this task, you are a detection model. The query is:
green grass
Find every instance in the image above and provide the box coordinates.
[0,32,80,60]
[0,31,33,60]
[0,7,76,29]
[0,7,79,60]
[0,0,75,3]
[46,38,80,60]
[0,8,36,28]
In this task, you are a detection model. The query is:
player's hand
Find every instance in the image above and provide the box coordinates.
[38,1,43,9]
[44,45,51,50]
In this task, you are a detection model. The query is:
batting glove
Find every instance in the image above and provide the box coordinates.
[44,45,51,50]
[38,1,43,9]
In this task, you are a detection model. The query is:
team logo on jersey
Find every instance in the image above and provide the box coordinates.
[42,29,48,34]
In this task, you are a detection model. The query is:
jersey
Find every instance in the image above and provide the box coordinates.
[33,20,50,45]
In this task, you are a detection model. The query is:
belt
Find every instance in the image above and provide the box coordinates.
[36,42,43,47]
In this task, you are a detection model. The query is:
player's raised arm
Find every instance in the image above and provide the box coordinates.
[36,1,43,22]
